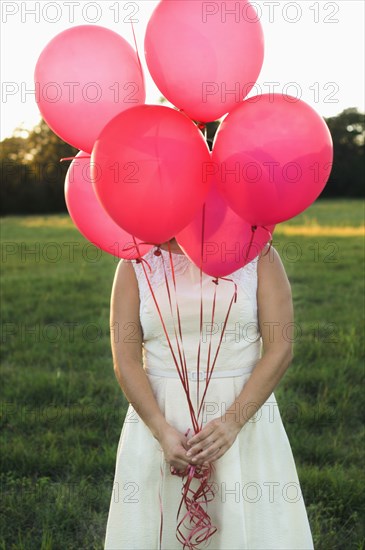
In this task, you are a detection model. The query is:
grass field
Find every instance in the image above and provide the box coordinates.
[1,199,364,549]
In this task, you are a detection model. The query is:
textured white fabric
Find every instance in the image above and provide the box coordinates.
[144,365,254,379]
[104,248,314,550]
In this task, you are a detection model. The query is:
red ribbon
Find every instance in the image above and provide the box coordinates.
[175,465,218,549]
[130,21,144,87]
[132,235,238,549]
[59,155,91,162]
[261,225,273,256]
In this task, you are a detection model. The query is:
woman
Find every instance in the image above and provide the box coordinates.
[104,238,314,549]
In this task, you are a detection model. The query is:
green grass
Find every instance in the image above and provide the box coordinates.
[1,199,364,549]
[279,198,364,226]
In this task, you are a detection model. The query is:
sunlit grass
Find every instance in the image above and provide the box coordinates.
[1,198,364,549]
[19,216,74,229]
[15,214,365,237]
[275,225,364,237]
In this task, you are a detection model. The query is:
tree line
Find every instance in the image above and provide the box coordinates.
[0,107,363,215]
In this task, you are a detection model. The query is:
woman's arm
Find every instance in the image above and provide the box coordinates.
[111,260,191,472]
[186,244,294,464]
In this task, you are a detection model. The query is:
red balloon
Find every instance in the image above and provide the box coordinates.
[91,105,212,243]
[35,25,145,153]
[212,94,333,226]
[145,0,264,122]
[65,151,152,259]
[176,179,274,277]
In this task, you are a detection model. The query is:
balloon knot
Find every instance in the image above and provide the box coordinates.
[212,278,219,286]
[154,248,162,257]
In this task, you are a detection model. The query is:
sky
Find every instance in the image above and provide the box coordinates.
[1,0,364,140]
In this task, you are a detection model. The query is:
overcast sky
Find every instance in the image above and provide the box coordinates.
[1,0,364,139]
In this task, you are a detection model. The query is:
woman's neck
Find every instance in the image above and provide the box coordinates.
[159,238,185,255]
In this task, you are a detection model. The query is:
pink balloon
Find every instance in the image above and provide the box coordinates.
[91,105,212,244]
[65,151,152,260]
[145,0,264,122]
[176,179,275,277]
[212,94,333,226]
[35,25,145,153]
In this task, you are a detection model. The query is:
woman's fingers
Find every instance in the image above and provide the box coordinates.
[170,451,191,473]
[187,424,216,447]
[169,425,228,472]
[190,442,222,463]
[187,431,222,458]
[186,435,216,457]
[174,445,192,466]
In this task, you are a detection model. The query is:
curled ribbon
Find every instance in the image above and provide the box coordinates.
[167,429,218,550]
[175,463,218,549]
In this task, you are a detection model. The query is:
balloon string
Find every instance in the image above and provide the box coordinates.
[136,250,217,549]
[160,249,198,430]
[171,204,219,548]
[150,252,218,547]
[177,108,207,128]
[197,277,237,420]
[134,256,153,272]
[261,225,273,256]
[159,427,218,550]
[158,454,164,550]
[204,281,218,409]
[158,246,190,396]
[244,225,257,262]
[137,249,198,429]
[195,203,217,428]
[59,155,91,162]
[175,461,218,549]
[170,202,235,547]
[196,203,206,413]
[123,243,144,253]
[133,238,199,433]
[197,123,207,132]
[166,242,189,388]
[172,427,218,549]
[196,122,208,143]
[134,235,231,549]
[131,238,156,271]
[130,21,144,87]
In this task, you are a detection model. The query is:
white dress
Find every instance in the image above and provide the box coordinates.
[104,248,314,550]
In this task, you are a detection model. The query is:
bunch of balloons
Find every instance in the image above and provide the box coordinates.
[35,0,333,277]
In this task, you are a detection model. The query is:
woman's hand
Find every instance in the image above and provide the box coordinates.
[185,417,241,466]
[158,425,192,474]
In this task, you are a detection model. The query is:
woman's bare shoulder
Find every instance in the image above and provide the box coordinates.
[258,243,284,266]
[113,258,138,292]
[257,243,291,288]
